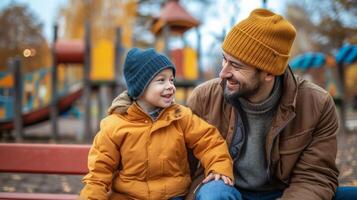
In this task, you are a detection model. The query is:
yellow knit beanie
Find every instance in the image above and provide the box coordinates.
[222,9,296,75]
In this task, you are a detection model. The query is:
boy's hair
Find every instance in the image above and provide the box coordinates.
[123,48,176,99]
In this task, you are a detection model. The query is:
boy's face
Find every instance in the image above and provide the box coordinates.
[139,68,176,112]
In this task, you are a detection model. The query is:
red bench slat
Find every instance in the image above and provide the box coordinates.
[0,192,78,200]
[0,143,91,174]
[0,143,91,200]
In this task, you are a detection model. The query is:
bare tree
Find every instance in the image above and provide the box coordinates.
[0,4,50,72]
[286,0,357,55]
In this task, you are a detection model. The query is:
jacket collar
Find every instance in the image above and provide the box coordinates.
[125,102,183,123]
[279,66,298,112]
[266,67,298,165]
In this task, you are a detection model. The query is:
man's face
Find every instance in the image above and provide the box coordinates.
[219,51,264,101]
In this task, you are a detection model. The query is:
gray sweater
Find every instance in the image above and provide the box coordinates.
[231,77,284,191]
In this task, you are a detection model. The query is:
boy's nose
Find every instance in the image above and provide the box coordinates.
[166,82,175,90]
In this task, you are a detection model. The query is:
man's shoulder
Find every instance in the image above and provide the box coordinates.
[192,78,223,96]
[295,76,333,108]
[187,78,227,116]
[296,76,330,99]
[197,78,221,88]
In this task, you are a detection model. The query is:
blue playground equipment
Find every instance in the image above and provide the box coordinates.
[290,44,357,70]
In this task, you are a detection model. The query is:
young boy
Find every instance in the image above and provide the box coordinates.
[79,48,233,200]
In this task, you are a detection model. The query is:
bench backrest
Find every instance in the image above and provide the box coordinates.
[0,143,91,174]
[0,143,91,199]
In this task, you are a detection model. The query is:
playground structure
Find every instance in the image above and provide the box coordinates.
[0,47,84,133]
[289,44,357,132]
[0,23,125,142]
[150,0,202,101]
[0,0,202,142]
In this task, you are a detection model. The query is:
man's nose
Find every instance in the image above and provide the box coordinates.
[219,63,232,79]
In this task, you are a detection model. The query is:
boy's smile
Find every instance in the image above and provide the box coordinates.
[161,93,174,104]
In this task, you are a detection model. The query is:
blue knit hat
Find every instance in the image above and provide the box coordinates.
[124,48,176,99]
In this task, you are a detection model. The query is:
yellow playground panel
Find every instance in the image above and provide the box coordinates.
[345,63,357,98]
[183,47,198,81]
[170,47,199,104]
[171,47,199,81]
[91,39,115,81]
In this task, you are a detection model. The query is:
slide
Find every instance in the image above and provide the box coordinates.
[0,84,83,131]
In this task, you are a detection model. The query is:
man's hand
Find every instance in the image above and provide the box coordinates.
[202,172,234,186]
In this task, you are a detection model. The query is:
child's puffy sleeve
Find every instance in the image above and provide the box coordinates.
[79,116,121,200]
[182,108,234,181]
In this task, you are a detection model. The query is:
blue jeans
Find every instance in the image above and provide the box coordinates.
[195,180,357,200]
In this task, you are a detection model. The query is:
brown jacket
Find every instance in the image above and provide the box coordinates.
[186,68,339,200]
[80,103,233,200]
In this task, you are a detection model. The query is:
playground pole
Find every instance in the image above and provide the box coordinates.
[163,25,171,58]
[51,24,59,141]
[83,21,92,142]
[262,0,267,8]
[114,27,125,96]
[10,57,23,141]
[196,28,203,82]
[337,62,347,133]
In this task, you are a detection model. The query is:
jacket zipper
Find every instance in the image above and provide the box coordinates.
[146,123,153,199]
[266,114,295,182]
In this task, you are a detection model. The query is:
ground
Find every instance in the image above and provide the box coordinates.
[337,130,357,186]
[1,110,357,195]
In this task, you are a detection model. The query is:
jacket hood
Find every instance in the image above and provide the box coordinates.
[107,90,133,115]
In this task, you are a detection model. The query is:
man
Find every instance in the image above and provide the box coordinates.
[187,8,354,200]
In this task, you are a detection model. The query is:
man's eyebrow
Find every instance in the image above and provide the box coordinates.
[222,53,243,66]
[231,60,242,66]
[228,58,241,66]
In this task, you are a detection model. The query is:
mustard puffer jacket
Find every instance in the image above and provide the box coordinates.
[80,103,233,200]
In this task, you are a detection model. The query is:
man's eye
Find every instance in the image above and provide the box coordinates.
[232,63,243,69]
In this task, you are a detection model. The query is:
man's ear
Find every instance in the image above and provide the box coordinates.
[264,73,275,82]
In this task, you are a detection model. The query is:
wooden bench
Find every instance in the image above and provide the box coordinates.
[0,143,91,200]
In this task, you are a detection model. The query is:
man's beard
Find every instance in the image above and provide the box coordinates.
[223,79,261,103]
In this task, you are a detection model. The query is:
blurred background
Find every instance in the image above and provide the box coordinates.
[0,0,356,195]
